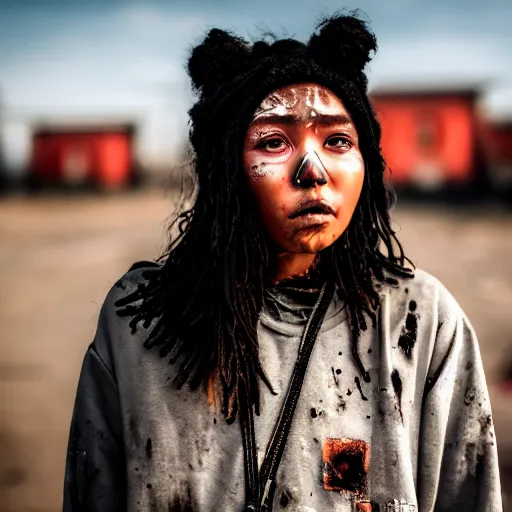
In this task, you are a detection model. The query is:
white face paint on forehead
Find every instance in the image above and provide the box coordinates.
[252,84,343,122]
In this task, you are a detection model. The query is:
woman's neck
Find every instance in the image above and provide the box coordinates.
[272,252,319,284]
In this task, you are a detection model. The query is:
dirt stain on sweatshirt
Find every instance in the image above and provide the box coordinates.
[391,369,404,424]
[322,438,370,496]
[355,377,368,401]
[398,301,418,359]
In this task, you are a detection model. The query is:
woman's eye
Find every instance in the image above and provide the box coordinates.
[257,138,287,152]
[326,136,352,150]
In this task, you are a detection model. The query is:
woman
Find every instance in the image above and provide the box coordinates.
[63,13,502,512]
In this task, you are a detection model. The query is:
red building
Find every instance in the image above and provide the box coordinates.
[28,120,137,190]
[483,120,512,199]
[370,85,485,192]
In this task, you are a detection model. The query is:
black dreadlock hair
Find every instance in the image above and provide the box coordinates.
[115,12,414,423]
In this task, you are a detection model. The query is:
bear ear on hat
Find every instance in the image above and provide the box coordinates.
[308,13,377,74]
[187,28,252,90]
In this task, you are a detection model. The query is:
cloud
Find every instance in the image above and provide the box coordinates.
[1,0,512,165]
[112,3,206,37]
[371,36,505,82]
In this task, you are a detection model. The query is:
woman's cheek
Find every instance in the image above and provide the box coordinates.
[323,151,364,177]
[245,157,272,179]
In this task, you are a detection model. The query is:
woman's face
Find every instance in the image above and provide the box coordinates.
[243,83,365,254]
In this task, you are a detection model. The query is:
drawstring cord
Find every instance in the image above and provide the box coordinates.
[240,280,335,512]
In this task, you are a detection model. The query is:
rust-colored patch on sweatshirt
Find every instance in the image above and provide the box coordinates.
[322,438,370,496]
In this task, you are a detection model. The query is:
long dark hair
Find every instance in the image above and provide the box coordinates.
[116,12,413,423]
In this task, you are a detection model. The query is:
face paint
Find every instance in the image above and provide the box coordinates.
[243,83,365,255]
[253,85,337,123]
[293,151,328,187]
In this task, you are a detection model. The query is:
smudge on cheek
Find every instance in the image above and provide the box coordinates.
[249,161,273,179]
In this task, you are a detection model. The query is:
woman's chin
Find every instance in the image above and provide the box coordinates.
[294,233,340,254]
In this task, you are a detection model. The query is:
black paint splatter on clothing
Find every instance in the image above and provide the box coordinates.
[311,408,318,419]
[347,389,352,396]
[280,489,293,508]
[168,482,196,511]
[464,386,476,406]
[337,394,346,412]
[479,414,492,433]
[391,369,404,423]
[355,377,368,401]
[145,438,153,458]
[398,301,418,360]
[331,367,339,387]
[129,415,142,449]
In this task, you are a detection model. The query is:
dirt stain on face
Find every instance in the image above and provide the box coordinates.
[249,161,272,179]
[242,82,365,256]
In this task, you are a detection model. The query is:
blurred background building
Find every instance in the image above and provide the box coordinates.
[0,1,511,511]
[28,118,139,190]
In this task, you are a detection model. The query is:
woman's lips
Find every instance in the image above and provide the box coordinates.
[288,199,336,219]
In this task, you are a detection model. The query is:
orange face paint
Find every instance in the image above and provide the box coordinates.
[243,83,365,255]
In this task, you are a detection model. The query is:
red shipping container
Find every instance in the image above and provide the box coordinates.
[29,122,136,190]
[370,87,481,191]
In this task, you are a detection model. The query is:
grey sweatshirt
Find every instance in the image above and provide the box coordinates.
[63,264,502,511]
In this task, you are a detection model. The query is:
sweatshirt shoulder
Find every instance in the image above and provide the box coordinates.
[90,261,162,371]
[384,269,469,381]
[407,268,460,317]
[109,260,162,303]
[384,268,462,331]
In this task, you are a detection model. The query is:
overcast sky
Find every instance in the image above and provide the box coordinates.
[1,0,511,169]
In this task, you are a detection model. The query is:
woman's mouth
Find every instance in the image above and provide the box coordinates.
[289,200,336,219]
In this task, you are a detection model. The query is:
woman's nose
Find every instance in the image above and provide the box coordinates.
[292,151,328,188]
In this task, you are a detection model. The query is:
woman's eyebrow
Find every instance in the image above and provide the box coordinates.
[251,114,301,125]
[312,113,354,127]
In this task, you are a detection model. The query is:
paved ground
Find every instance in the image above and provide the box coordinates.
[1,189,511,511]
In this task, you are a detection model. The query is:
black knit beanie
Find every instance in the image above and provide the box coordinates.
[186,14,383,183]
